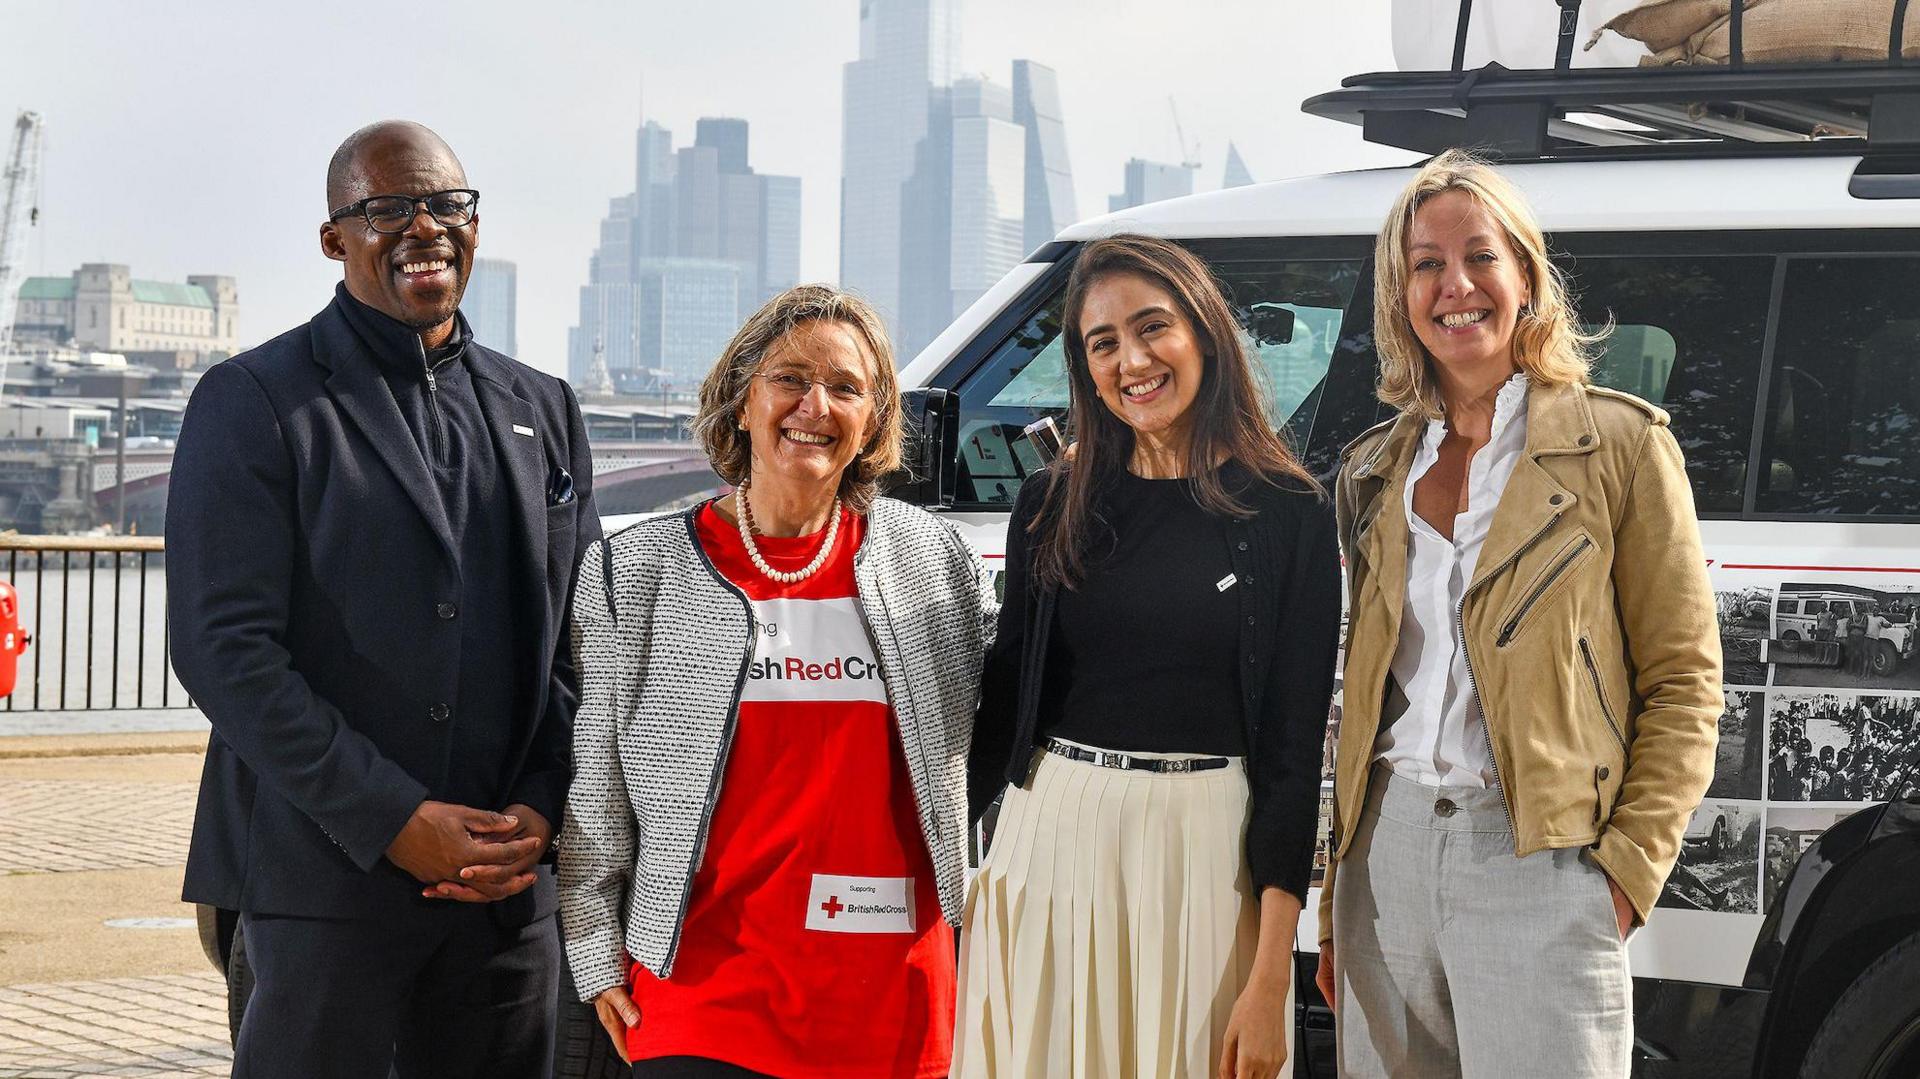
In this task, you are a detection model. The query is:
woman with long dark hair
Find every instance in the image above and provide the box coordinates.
[957,234,1341,1079]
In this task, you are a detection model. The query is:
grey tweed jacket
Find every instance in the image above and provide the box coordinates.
[556,496,997,1001]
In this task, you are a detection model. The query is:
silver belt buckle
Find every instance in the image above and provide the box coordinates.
[1097,750,1127,769]
[1163,759,1192,774]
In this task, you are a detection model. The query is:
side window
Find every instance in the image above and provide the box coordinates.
[950,248,1367,507]
[1757,256,1920,517]
[1558,253,1774,516]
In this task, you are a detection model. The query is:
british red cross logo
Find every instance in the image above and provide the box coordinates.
[820,895,844,919]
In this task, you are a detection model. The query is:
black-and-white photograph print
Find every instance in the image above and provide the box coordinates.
[1767,691,1920,802]
[1659,801,1760,914]
[1765,806,1860,911]
[1312,785,1335,887]
[1707,691,1765,800]
[1321,678,1342,784]
[1717,586,1773,686]
[1772,582,1920,690]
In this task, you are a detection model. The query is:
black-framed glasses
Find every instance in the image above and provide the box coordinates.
[757,371,868,403]
[327,189,479,234]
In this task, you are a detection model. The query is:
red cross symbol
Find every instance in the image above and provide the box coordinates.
[820,895,844,919]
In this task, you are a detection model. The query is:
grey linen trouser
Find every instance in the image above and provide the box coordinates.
[1332,766,1631,1078]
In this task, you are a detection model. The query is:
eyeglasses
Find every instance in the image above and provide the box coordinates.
[756,371,868,403]
[327,189,480,234]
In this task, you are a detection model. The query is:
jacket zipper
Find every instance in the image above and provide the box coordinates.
[1495,535,1592,647]
[851,538,948,892]
[1458,597,1515,839]
[1454,509,1564,844]
[662,508,755,977]
[1579,636,1628,751]
[419,340,457,463]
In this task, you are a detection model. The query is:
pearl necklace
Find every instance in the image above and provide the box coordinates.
[735,482,842,584]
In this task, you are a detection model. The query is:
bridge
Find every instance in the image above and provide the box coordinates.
[83,442,721,534]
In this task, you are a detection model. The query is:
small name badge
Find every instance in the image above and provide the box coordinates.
[1216,573,1238,592]
[511,424,535,437]
[805,874,916,934]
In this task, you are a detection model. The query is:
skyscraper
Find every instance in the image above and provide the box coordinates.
[464,257,518,357]
[1223,142,1256,189]
[1012,60,1076,253]
[568,194,636,384]
[1108,158,1197,212]
[840,0,962,332]
[696,117,750,174]
[569,115,801,393]
[946,79,1025,341]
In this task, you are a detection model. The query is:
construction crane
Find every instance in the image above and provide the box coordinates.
[0,110,45,380]
[1168,97,1202,170]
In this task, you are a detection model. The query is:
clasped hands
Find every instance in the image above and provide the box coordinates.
[385,800,552,902]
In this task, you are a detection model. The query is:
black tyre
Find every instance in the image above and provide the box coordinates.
[1708,818,1728,861]
[554,998,625,1079]
[1871,640,1898,679]
[1799,930,1920,1079]
[225,916,254,1048]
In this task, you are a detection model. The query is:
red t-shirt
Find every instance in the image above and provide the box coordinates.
[626,502,954,1078]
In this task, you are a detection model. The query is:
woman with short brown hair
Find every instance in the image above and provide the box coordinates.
[559,285,994,1078]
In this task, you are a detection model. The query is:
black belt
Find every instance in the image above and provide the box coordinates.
[1043,738,1230,774]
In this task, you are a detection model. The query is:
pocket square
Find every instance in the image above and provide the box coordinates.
[546,467,576,506]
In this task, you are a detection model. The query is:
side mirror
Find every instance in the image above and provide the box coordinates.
[885,388,959,508]
[1247,302,1297,347]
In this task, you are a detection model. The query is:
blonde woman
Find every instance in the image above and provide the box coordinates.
[1315,150,1721,1077]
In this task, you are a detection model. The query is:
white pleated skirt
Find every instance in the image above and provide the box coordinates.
[954,740,1260,1079]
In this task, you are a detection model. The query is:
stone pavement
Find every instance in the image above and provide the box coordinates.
[0,975,227,1077]
[0,734,231,1078]
[0,779,196,875]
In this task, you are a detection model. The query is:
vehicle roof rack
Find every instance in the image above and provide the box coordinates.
[1304,63,1920,162]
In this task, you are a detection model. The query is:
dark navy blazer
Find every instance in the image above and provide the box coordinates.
[167,293,600,924]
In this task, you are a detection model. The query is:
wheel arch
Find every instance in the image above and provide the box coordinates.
[1749,801,1920,1078]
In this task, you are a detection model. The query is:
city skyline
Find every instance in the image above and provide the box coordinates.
[0,1,1410,379]
[566,114,801,391]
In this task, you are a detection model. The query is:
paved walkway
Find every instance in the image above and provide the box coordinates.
[0,734,230,1078]
[0,975,227,1077]
[0,779,196,875]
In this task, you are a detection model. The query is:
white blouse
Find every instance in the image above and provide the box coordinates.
[1373,373,1530,789]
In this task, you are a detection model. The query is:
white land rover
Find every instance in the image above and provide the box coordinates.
[889,57,1920,1079]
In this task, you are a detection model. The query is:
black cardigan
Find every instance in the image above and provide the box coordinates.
[967,465,1342,902]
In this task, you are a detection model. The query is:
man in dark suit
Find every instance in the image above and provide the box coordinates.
[167,120,599,1078]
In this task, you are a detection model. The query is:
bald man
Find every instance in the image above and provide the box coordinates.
[167,120,599,1077]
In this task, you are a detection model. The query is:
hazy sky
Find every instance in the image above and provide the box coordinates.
[1,0,1412,378]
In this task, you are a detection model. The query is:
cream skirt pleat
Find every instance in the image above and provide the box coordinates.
[954,742,1259,1079]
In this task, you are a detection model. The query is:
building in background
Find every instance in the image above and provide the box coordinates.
[893,59,1076,358]
[840,0,962,332]
[899,77,1027,356]
[1013,60,1076,253]
[1108,158,1198,212]
[14,264,239,368]
[1222,142,1256,189]
[568,116,800,394]
[634,259,740,388]
[464,257,517,357]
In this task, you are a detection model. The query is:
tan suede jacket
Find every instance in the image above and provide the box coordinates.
[1319,380,1722,944]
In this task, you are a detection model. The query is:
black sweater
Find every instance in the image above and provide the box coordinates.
[968,465,1342,901]
[1039,468,1245,754]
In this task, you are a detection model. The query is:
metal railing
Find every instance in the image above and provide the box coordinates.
[0,535,188,711]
